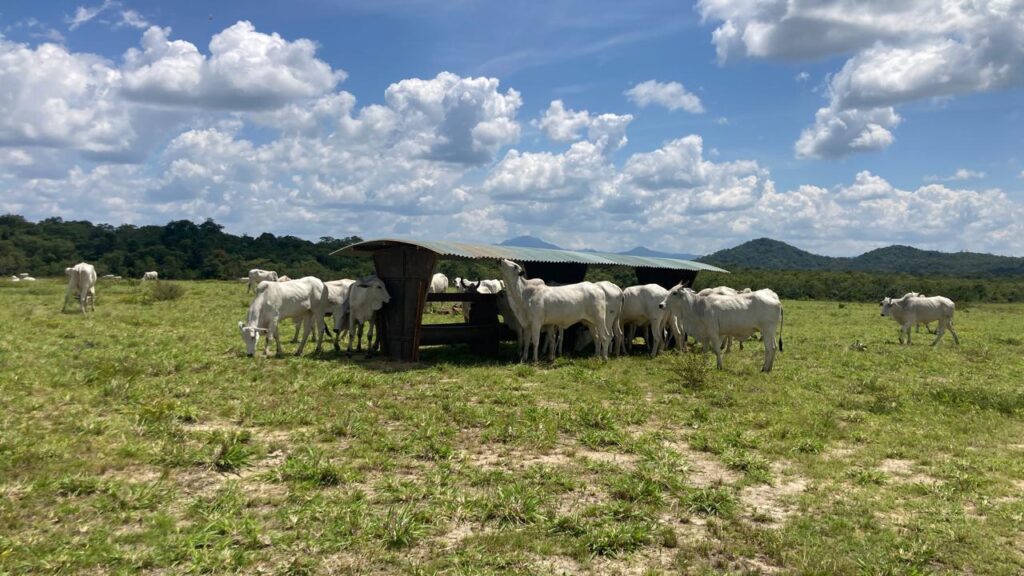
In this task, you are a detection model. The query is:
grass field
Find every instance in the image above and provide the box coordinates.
[2,279,1023,575]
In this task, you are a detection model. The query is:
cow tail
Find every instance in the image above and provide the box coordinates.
[778,307,784,353]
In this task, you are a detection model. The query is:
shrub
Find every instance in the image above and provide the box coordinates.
[677,350,710,389]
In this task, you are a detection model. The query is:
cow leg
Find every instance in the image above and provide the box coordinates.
[294,314,312,356]
[531,325,543,363]
[761,329,776,372]
[711,335,724,369]
[291,320,301,343]
[365,314,377,358]
[650,323,663,358]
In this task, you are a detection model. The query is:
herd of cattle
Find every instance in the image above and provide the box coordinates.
[40,261,960,372]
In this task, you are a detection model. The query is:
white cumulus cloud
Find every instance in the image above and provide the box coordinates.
[625,80,704,113]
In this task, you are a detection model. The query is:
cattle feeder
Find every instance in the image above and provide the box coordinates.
[330,239,728,362]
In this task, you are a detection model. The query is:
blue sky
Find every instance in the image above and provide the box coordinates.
[1,0,1022,255]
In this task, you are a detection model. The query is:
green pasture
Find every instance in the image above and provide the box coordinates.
[1,279,1022,575]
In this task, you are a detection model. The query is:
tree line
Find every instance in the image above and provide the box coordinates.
[2,215,1022,302]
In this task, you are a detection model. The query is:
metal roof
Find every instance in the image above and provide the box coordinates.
[330,238,728,273]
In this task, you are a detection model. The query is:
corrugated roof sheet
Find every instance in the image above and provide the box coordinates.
[330,238,728,273]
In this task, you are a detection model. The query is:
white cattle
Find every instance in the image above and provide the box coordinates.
[456,277,504,321]
[247,269,279,292]
[278,275,292,282]
[9,276,19,282]
[498,259,608,362]
[680,288,784,372]
[427,273,449,312]
[880,294,959,346]
[594,281,624,357]
[620,284,676,357]
[320,279,356,351]
[239,276,329,357]
[344,276,391,357]
[22,276,35,281]
[62,262,97,313]
[18,273,29,278]
[142,271,159,281]
[102,274,117,279]
[899,292,935,334]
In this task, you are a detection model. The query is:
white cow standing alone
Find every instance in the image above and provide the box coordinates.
[247,269,279,293]
[880,294,959,346]
[62,262,97,313]
[427,273,448,312]
[344,276,391,357]
[238,276,329,357]
[142,271,159,281]
[498,259,609,362]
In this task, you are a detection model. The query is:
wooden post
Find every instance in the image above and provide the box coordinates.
[373,247,437,362]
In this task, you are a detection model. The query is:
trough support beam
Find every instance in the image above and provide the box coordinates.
[373,247,436,362]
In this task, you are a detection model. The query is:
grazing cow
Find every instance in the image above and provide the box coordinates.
[9,276,19,282]
[620,284,676,357]
[22,277,35,281]
[102,274,117,279]
[880,294,959,346]
[343,276,391,357]
[142,271,159,281]
[239,276,329,357]
[18,273,29,278]
[662,286,783,372]
[498,259,608,362]
[247,269,279,293]
[62,262,97,313]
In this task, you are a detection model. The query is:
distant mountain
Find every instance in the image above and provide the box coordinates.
[699,238,1024,278]
[620,246,701,261]
[500,235,562,249]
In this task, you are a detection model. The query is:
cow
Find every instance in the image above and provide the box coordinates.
[880,294,959,346]
[142,271,159,281]
[278,275,292,282]
[247,269,279,293]
[9,276,19,282]
[455,277,504,321]
[661,286,784,372]
[102,274,117,279]
[899,292,935,334]
[620,284,677,357]
[62,262,97,313]
[498,259,608,362]
[239,276,329,357]
[22,277,35,281]
[343,276,391,358]
[427,273,449,312]
[17,273,29,278]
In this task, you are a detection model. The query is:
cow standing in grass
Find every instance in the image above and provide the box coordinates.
[247,269,279,293]
[345,276,391,358]
[62,262,97,313]
[239,276,329,357]
[881,294,959,346]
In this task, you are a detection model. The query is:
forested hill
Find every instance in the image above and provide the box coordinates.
[0,215,376,280]
[700,238,1024,278]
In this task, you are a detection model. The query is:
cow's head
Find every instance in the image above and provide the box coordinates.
[356,277,391,310]
[660,285,694,309]
[880,297,893,317]
[238,321,267,357]
[499,259,525,278]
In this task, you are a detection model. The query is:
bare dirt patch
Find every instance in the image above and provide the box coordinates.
[878,458,940,485]
[463,445,574,471]
[739,465,809,528]
[664,440,740,487]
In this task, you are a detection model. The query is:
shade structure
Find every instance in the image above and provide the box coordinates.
[330,238,728,362]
